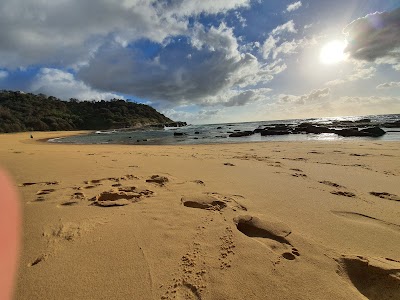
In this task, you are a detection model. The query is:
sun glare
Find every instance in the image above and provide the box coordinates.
[320,40,347,64]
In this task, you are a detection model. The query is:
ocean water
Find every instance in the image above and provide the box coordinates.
[49,114,400,145]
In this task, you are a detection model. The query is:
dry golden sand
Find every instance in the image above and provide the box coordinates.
[1,131,400,300]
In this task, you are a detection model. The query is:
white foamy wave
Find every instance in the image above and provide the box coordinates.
[47,137,64,142]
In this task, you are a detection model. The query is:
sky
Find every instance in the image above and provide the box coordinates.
[0,0,399,124]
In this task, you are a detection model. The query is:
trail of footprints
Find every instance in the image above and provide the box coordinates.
[19,172,400,300]
[181,193,301,262]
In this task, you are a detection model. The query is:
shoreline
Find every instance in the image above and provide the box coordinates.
[2,132,400,300]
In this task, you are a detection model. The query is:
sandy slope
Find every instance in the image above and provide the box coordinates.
[1,131,400,300]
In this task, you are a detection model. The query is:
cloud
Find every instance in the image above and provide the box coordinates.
[279,88,330,105]
[273,40,299,59]
[376,81,400,89]
[30,68,120,100]
[201,87,272,107]
[343,8,400,68]
[261,35,277,59]
[286,1,302,12]
[325,60,375,86]
[0,0,251,68]
[271,20,297,36]
[78,23,276,106]
[0,70,8,79]
[162,108,221,124]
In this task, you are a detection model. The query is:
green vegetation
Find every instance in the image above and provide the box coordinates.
[0,90,173,133]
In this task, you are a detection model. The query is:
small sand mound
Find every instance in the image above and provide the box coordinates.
[182,195,227,210]
[233,215,292,245]
[338,255,400,300]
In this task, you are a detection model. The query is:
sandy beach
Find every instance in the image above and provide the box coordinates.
[1,131,400,300]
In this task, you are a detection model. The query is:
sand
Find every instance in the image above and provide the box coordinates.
[1,131,400,300]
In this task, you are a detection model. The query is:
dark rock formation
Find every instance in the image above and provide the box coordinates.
[229,131,254,137]
[334,127,386,137]
[173,132,186,136]
[164,121,187,127]
[359,126,386,137]
[260,129,290,136]
[382,120,400,128]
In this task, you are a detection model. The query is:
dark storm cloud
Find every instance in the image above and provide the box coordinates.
[344,8,400,62]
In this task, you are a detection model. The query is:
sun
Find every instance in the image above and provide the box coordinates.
[320,40,347,64]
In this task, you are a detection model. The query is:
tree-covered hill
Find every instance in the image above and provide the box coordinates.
[0,90,176,133]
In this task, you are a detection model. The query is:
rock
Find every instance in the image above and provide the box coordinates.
[194,131,200,134]
[303,125,333,134]
[333,127,386,137]
[217,126,222,129]
[234,129,241,132]
[334,128,364,137]
[382,120,400,128]
[173,132,185,136]
[253,128,264,134]
[360,126,386,137]
[164,121,187,127]
[260,129,290,136]
[229,131,254,137]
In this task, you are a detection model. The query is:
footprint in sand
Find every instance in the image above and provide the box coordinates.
[319,181,345,189]
[292,173,307,178]
[223,162,235,166]
[192,180,205,186]
[19,181,59,187]
[36,189,56,195]
[175,283,201,300]
[146,175,169,186]
[182,195,227,211]
[233,215,299,261]
[181,193,247,212]
[330,191,356,198]
[90,186,154,207]
[338,255,400,300]
[370,192,400,202]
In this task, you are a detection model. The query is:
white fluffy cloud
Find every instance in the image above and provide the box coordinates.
[162,108,221,124]
[325,60,375,86]
[271,20,297,36]
[286,1,302,12]
[376,82,400,89]
[0,70,8,79]
[30,68,120,100]
[343,8,400,70]
[0,0,250,68]
[78,23,278,106]
[279,88,330,105]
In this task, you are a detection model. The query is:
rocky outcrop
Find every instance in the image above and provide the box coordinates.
[164,121,187,127]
